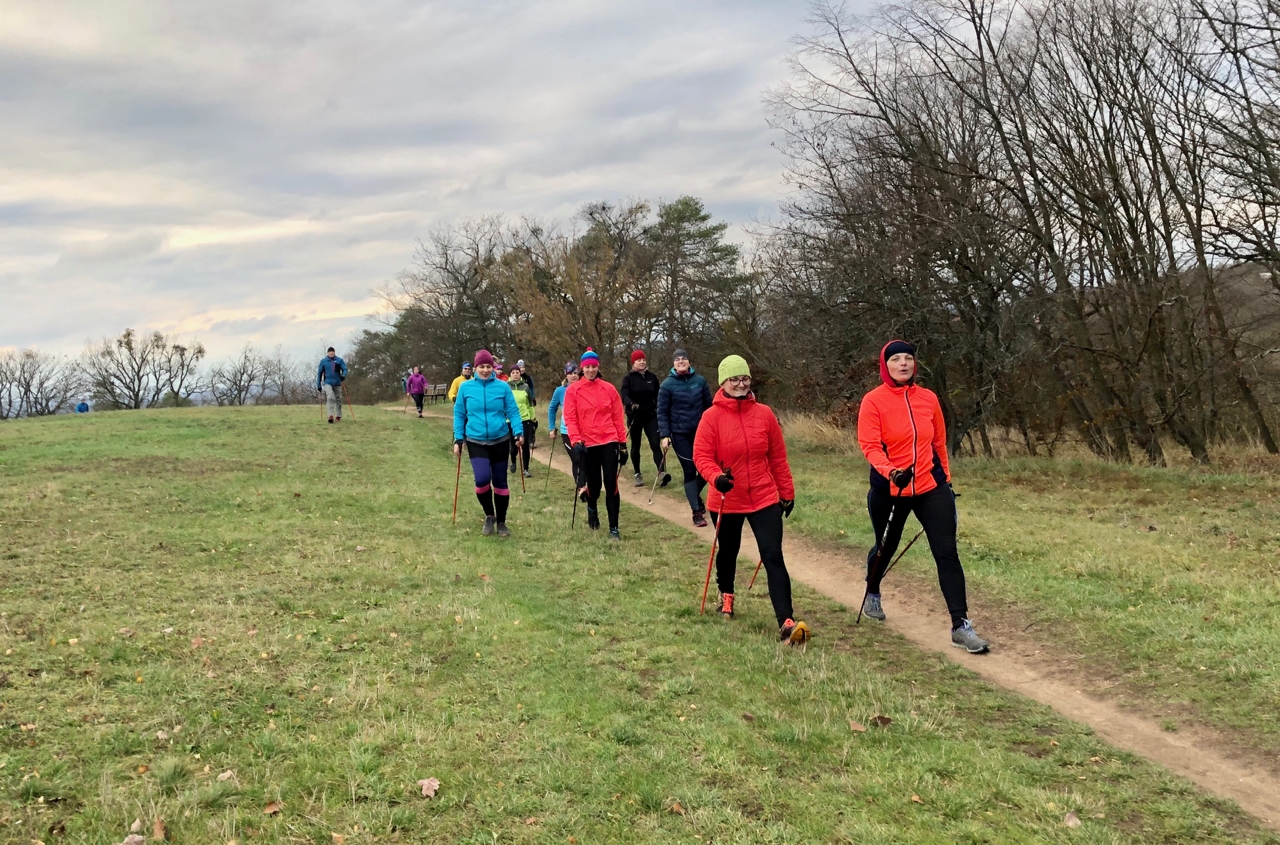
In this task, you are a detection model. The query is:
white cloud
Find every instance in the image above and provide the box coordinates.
[0,0,832,362]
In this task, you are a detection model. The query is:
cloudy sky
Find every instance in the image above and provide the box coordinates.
[1,0,824,362]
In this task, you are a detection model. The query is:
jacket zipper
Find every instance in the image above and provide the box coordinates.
[736,401,751,507]
[903,386,918,497]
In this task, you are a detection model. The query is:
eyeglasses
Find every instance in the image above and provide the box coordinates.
[726,376,752,385]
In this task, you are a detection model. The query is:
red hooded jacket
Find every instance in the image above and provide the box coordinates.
[563,374,627,447]
[857,341,951,498]
[694,389,795,514]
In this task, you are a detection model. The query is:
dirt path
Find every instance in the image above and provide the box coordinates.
[411,409,1280,828]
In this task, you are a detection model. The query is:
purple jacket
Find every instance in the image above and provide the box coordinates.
[407,373,427,394]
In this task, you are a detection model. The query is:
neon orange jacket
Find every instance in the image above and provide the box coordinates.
[694,389,795,514]
[563,375,627,447]
[857,344,951,498]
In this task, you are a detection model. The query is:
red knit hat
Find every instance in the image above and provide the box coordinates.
[630,349,647,365]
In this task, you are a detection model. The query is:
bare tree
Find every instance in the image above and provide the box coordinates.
[209,345,267,406]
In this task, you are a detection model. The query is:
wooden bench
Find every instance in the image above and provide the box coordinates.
[425,384,449,405]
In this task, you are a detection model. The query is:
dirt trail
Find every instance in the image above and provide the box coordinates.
[413,409,1280,828]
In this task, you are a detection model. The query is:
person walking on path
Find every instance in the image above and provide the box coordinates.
[447,362,472,402]
[856,340,989,653]
[507,363,536,477]
[620,349,668,488]
[316,347,348,423]
[694,355,808,646]
[547,363,583,485]
[453,350,524,538]
[564,348,627,540]
[406,366,427,417]
[514,358,538,448]
[657,348,714,527]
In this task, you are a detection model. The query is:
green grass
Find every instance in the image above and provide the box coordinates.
[768,431,1280,758]
[0,407,1275,843]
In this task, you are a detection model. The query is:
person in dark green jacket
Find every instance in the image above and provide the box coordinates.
[657,348,714,526]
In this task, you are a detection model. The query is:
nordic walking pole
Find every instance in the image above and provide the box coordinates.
[880,527,924,580]
[341,383,357,421]
[747,559,763,590]
[856,469,914,624]
[570,486,580,529]
[518,441,527,494]
[647,444,669,504]
[544,436,557,492]
[700,510,723,614]
[451,447,463,524]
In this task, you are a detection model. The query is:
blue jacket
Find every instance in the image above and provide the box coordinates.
[547,384,569,434]
[316,356,347,388]
[657,367,713,437]
[454,375,522,444]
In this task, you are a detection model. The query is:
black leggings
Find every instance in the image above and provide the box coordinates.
[670,432,705,512]
[411,393,424,412]
[865,485,968,627]
[628,414,665,473]
[582,443,622,529]
[711,503,793,626]
[509,420,533,470]
[561,433,583,485]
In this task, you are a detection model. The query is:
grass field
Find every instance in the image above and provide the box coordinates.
[770,418,1280,758]
[2,406,1277,843]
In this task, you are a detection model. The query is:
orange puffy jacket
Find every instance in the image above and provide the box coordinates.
[563,375,627,447]
[694,389,795,514]
[857,342,952,498]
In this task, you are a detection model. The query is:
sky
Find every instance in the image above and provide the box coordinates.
[0,0,823,363]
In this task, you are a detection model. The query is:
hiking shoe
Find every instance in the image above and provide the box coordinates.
[522,469,532,478]
[496,522,511,538]
[608,528,621,542]
[717,593,735,618]
[951,620,990,653]
[335,416,341,422]
[328,416,334,423]
[862,593,886,621]
[482,516,496,536]
[779,618,809,645]
[634,472,644,487]
[692,509,708,528]
[510,463,518,474]
[660,472,672,487]
[587,507,600,531]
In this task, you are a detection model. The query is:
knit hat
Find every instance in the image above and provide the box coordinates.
[879,340,917,387]
[673,348,689,361]
[580,347,600,365]
[717,355,751,385]
[473,349,494,368]
[462,361,472,370]
[563,361,577,375]
[630,349,647,365]
[516,359,526,368]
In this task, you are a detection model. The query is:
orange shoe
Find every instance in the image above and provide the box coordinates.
[779,618,809,646]
[717,593,735,618]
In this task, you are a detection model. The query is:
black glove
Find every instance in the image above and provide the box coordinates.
[779,499,794,518]
[618,444,628,466]
[572,442,587,461]
[714,469,735,494]
[530,398,536,406]
[630,403,639,412]
[454,438,463,448]
[889,467,914,489]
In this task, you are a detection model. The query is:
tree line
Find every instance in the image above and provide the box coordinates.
[354,0,1280,465]
[0,329,317,418]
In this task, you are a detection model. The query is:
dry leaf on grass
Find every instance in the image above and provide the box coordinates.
[190,637,204,649]
[118,628,135,638]
[331,834,345,845]
[669,801,686,816]
[355,546,366,552]
[216,770,234,783]
[742,713,755,722]
[417,777,440,798]
[1064,811,1081,828]
[262,801,283,816]
[120,836,146,845]
[479,573,491,581]
[156,730,169,741]
[130,819,143,834]
[152,817,167,841]
[911,794,923,804]
[849,720,867,733]
[870,715,893,727]
[523,817,539,826]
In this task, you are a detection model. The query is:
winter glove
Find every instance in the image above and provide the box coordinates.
[889,467,914,489]
[714,469,735,494]
[779,498,795,518]
[572,442,587,461]
[618,444,628,466]
[630,403,639,411]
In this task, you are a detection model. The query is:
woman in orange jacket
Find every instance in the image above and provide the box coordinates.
[563,348,628,540]
[856,340,989,653]
[694,355,808,645]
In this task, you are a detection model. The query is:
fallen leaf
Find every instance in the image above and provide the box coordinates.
[742,712,756,722]
[849,720,867,733]
[191,637,204,649]
[523,817,540,825]
[911,794,923,804]
[870,715,893,727]
[152,817,167,841]
[669,801,686,816]
[130,819,144,834]
[479,573,491,581]
[355,546,366,552]
[1089,756,1102,763]
[262,801,283,816]
[156,730,169,741]
[418,777,440,798]
[1064,811,1081,828]
[49,818,67,836]
[136,765,149,774]
[120,836,146,845]
[118,628,135,638]
[331,834,345,845]
[217,770,234,783]
[454,616,463,625]
[294,492,301,498]
[1049,740,1059,747]
[247,628,258,637]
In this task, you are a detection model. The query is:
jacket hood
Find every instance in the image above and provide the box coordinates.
[879,340,917,388]
[712,387,757,410]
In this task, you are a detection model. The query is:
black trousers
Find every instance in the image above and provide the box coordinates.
[865,485,968,627]
[627,413,665,474]
[561,433,583,486]
[711,503,793,626]
[582,443,622,529]
[670,432,705,512]
[411,393,424,412]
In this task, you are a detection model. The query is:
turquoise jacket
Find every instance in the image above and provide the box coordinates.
[547,384,569,435]
[454,375,522,444]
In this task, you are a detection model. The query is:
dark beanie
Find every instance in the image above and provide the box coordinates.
[883,340,916,361]
[673,348,689,361]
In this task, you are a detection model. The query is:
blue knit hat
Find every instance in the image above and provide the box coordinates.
[580,347,600,365]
